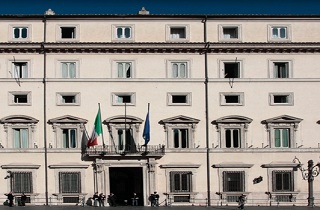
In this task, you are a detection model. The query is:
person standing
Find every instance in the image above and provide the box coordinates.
[237,194,246,210]
[108,193,116,207]
[99,193,106,207]
[6,192,14,207]
[131,192,139,206]
[153,192,159,207]
[93,192,99,207]
[20,193,27,206]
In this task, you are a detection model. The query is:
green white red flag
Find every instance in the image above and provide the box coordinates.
[87,109,102,147]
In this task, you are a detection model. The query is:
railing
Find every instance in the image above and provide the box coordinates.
[85,144,165,156]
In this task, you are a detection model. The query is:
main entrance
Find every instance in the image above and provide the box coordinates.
[109,167,144,206]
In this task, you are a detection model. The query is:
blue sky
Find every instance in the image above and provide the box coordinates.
[0,0,319,15]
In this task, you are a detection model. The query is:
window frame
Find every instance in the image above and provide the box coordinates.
[167,92,192,106]
[220,92,244,106]
[112,25,135,41]
[56,92,80,106]
[167,60,191,78]
[166,25,190,42]
[269,92,294,106]
[58,61,79,79]
[219,24,242,42]
[8,91,32,106]
[223,171,245,192]
[59,171,81,193]
[112,92,136,106]
[9,60,30,79]
[268,25,291,42]
[268,60,293,78]
[9,25,32,42]
[112,60,135,78]
[219,60,243,78]
[56,24,80,42]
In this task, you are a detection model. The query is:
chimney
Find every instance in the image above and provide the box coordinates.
[44,8,55,15]
[138,7,150,15]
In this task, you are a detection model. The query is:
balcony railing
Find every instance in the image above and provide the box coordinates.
[85,144,165,156]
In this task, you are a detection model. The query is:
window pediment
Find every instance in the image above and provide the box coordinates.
[261,115,302,124]
[103,115,143,125]
[159,115,200,125]
[48,115,87,124]
[212,115,252,125]
[261,161,300,168]
[0,115,39,124]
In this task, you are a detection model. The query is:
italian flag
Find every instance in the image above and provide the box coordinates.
[87,109,102,147]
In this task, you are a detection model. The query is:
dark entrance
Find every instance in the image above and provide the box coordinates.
[109,167,143,206]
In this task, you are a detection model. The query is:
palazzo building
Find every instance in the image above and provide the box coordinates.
[0,7,320,206]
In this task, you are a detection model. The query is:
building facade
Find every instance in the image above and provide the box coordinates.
[0,8,320,206]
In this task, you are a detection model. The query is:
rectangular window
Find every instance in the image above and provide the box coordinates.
[224,62,240,78]
[13,128,29,148]
[117,128,132,151]
[270,93,293,106]
[14,94,28,104]
[116,26,132,39]
[61,27,76,39]
[117,62,132,78]
[170,27,186,39]
[223,27,238,39]
[173,128,189,148]
[59,172,81,193]
[274,62,289,78]
[62,129,77,148]
[13,27,28,39]
[62,96,76,104]
[274,128,290,148]
[12,62,28,78]
[272,27,287,39]
[112,93,135,105]
[225,129,241,148]
[11,172,33,193]
[170,171,192,192]
[172,62,188,78]
[61,62,76,78]
[57,92,80,106]
[223,171,245,192]
[220,92,244,106]
[168,93,191,106]
[273,171,293,191]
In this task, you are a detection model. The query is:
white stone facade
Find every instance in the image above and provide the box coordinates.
[0,9,320,206]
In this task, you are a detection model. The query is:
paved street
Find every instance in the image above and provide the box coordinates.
[0,206,320,210]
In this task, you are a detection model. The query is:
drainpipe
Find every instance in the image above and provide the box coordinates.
[42,14,49,206]
[202,15,211,206]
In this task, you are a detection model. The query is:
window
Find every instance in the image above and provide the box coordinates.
[61,27,76,39]
[168,93,191,106]
[112,93,136,105]
[104,115,143,153]
[59,172,81,193]
[274,62,289,78]
[11,172,33,193]
[13,128,29,148]
[170,171,192,192]
[268,25,291,41]
[212,116,252,149]
[57,92,80,106]
[9,91,31,106]
[173,129,189,148]
[166,25,189,41]
[13,27,28,39]
[112,25,134,41]
[223,171,245,192]
[224,62,240,78]
[0,115,38,149]
[219,25,241,41]
[61,62,77,78]
[48,115,87,149]
[159,115,200,149]
[220,92,244,106]
[261,115,302,148]
[12,62,28,78]
[167,61,190,78]
[62,129,77,148]
[269,93,294,106]
[56,25,79,41]
[117,62,132,78]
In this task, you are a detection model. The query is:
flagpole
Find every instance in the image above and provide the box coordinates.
[146,103,150,153]
[124,102,127,152]
[98,103,106,148]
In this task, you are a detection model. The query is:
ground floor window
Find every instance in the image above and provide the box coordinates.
[59,172,81,193]
[170,171,192,192]
[11,171,33,193]
[223,171,245,192]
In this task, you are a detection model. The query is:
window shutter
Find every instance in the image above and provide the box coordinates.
[282,129,289,147]
[69,63,76,78]
[274,129,281,147]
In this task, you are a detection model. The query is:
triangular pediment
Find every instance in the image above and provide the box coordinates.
[159,115,200,125]
[104,115,143,124]
[212,115,252,124]
[48,115,88,124]
[0,115,39,124]
[261,115,302,124]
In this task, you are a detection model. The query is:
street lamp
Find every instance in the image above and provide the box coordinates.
[293,157,320,206]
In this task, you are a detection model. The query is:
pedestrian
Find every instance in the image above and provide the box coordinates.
[150,192,159,207]
[99,193,106,207]
[108,193,116,207]
[21,193,27,206]
[93,192,99,207]
[237,194,246,210]
[131,192,139,206]
[6,192,14,207]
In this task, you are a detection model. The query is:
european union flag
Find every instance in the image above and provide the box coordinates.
[142,111,150,146]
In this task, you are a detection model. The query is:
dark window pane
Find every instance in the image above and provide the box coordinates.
[225,95,239,103]
[172,95,187,103]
